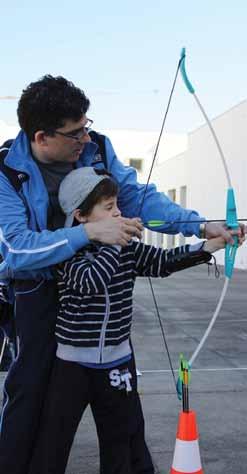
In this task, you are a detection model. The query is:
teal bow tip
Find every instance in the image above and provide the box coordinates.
[180,47,186,60]
[179,46,195,94]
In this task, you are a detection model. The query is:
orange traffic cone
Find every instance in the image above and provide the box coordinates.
[170,410,203,474]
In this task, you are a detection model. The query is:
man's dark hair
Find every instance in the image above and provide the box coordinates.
[74,170,119,225]
[17,75,90,141]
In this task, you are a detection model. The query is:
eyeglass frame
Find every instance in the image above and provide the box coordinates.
[50,119,94,141]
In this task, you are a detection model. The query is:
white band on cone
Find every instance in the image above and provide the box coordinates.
[172,439,202,472]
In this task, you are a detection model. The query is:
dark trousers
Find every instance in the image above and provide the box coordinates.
[0,279,57,474]
[30,357,140,474]
[0,301,17,370]
[128,342,154,474]
[0,280,154,474]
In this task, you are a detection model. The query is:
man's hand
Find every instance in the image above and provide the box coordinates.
[204,230,245,254]
[205,222,246,246]
[84,217,143,246]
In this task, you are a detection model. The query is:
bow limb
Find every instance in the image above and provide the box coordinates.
[189,278,229,366]
[180,48,239,367]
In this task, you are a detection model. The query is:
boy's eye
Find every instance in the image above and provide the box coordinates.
[105,202,114,210]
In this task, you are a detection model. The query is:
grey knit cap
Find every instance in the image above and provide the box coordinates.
[59,167,109,227]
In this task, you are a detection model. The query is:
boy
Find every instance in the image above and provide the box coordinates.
[29,167,226,474]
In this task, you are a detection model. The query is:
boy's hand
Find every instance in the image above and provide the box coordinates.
[203,237,226,253]
[84,217,143,246]
[204,229,245,253]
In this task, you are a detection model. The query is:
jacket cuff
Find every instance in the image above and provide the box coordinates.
[66,224,90,252]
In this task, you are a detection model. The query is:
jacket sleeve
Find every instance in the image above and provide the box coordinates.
[0,173,90,276]
[57,246,121,295]
[105,137,203,237]
[131,241,212,277]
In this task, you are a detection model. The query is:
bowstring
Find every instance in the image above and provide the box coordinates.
[138,55,183,391]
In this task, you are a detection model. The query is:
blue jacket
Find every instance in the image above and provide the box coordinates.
[0,130,202,280]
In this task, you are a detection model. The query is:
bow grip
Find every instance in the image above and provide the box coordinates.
[225,188,238,278]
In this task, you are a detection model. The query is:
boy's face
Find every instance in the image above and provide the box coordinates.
[75,195,121,224]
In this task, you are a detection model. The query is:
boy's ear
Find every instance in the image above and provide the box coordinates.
[73,209,87,223]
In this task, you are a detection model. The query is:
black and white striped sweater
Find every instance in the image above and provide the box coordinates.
[56,241,211,365]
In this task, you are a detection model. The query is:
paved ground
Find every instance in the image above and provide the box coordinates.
[1,265,247,473]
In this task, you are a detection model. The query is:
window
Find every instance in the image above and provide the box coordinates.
[168,188,176,202]
[129,158,143,172]
[180,185,187,208]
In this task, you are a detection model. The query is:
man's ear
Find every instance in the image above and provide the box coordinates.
[34,130,49,146]
[73,209,87,224]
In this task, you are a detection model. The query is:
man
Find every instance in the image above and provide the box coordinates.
[0,75,239,474]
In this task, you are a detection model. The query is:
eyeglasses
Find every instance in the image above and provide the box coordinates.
[53,119,93,141]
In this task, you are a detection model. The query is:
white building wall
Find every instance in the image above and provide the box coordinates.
[0,120,19,144]
[151,100,247,269]
[99,128,187,182]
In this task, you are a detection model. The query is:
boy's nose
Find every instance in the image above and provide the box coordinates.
[114,207,121,217]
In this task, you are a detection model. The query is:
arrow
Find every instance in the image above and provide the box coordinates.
[144,219,247,227]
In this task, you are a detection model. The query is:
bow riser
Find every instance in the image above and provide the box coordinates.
[225,188,238,278]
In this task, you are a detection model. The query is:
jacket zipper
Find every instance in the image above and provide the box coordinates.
[98,282,110,363]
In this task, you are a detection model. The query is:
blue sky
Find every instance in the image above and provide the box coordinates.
[1,1,247,133]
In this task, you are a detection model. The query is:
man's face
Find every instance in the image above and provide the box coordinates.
[35,116,92,163]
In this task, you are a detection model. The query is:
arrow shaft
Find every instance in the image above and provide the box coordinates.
[144,218,247,227]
